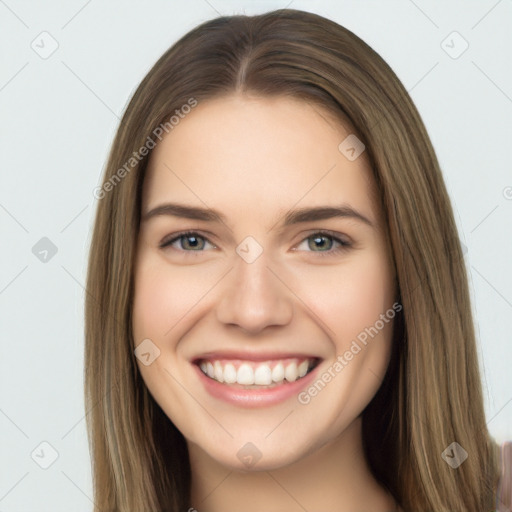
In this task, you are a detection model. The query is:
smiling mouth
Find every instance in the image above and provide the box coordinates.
[195,357,321,388]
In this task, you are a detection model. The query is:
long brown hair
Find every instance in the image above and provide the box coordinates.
[84,9,500,511]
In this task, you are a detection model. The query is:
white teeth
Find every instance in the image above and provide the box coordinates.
[271,362,284,382]
[284,362,298,382]
[198,358,315,386]
[254,364,272,385]
[214,361,224,383]
[298,360,308,378]
[237,363,254,385]
[223,363,237,384]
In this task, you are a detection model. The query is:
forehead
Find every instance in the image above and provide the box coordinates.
[142,94,380,227]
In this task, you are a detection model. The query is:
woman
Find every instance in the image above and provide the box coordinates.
[84,9,509,511]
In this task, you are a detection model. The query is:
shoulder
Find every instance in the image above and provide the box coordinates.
[497,441,512,512]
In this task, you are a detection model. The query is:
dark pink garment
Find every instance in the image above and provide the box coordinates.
[497,441,512,511]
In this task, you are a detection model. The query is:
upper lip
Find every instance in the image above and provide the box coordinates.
[192,350,321,364]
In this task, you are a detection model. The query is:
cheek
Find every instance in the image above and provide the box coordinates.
[131,254,211,343]
[302,252,395,427]
[132,263,169,343]
[344,263,392,337]
[298,251,395,344]
[131,256,206,431]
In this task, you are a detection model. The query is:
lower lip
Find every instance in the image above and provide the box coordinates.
[193,362,321,408]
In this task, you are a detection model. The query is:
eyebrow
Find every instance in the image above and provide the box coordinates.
[141,202,374,229]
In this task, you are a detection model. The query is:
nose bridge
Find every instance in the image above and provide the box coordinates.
[215,241,293,333]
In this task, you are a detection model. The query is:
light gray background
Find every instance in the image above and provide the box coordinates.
[1,1,511,510]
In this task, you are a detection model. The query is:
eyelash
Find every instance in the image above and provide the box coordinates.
[159,230,352,257]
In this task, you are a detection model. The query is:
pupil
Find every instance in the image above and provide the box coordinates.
[311,235,331,251]
[185,235,201,249]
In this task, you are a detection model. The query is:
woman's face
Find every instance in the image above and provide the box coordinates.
[132,94,397,471]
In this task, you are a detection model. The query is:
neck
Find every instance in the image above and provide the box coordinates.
[188,416,397,512]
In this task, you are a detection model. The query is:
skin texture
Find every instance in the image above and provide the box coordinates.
[132,94,399,511]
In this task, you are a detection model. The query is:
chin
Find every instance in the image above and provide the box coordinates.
[200,435,317,473]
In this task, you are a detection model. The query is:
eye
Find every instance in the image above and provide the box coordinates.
[294,231,352,256]
[159,231,216,252]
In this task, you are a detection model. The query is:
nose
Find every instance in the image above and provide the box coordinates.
[215,249,294,335]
